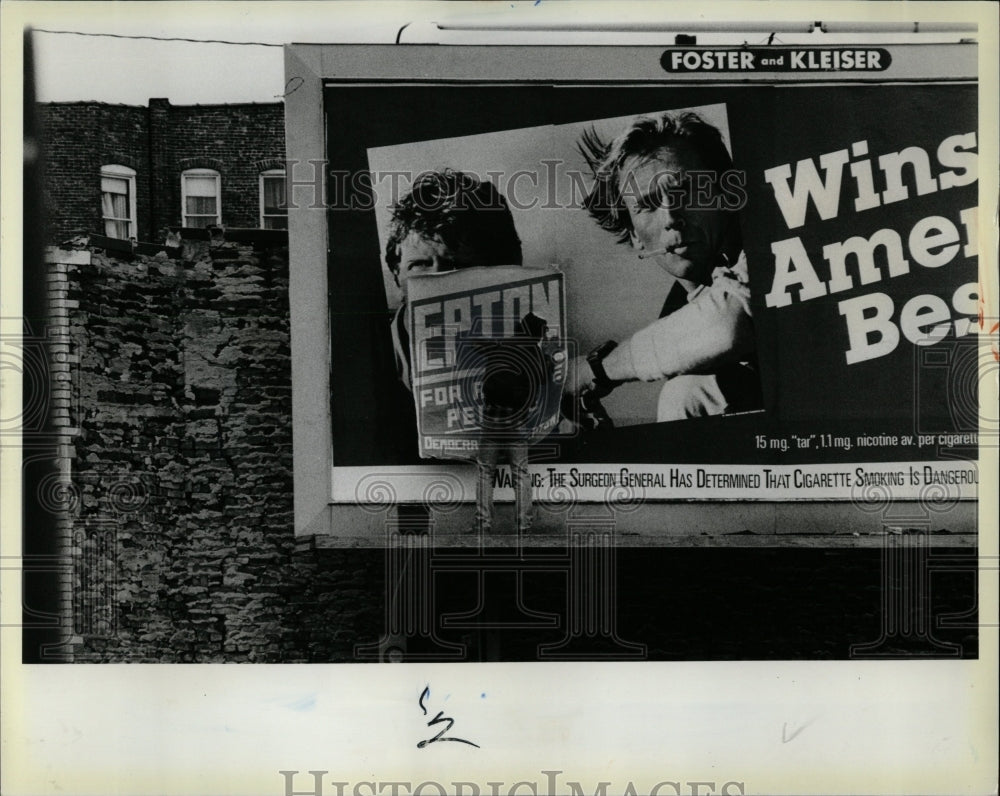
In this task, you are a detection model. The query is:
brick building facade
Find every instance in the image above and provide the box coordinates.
[38,99,285,244]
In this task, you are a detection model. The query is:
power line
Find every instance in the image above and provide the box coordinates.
[31,28,283,47]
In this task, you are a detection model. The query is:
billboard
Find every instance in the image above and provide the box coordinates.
[318,49,981,507]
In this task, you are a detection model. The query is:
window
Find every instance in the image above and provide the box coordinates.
[100,165,136,239]
[259,169,288,229]
[181,169,221,228]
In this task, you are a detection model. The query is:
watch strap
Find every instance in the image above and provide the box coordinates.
[586,340,620,394]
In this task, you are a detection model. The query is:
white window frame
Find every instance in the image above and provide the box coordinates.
[259,169,288,229]
[180,168,222,228]
[100,164,137,239]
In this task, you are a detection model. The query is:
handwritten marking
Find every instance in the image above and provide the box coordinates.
[782,718,816,743]
[418,686,480,749]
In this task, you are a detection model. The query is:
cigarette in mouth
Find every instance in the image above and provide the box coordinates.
[638,248,669,260]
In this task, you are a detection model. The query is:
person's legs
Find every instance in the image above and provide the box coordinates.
[475,438,499,532]
[509,442,533,531]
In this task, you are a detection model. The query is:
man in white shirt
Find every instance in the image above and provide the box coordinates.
[569,111,762,422]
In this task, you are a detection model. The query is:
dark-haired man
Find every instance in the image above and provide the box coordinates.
[569,111,762,422]
[385,169,524,389]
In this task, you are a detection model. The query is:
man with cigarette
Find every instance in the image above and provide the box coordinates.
[569,111,762,422]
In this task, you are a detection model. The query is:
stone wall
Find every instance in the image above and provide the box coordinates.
[51,236,383,662]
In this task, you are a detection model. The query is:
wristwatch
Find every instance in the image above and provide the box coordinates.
[586,340,621,397]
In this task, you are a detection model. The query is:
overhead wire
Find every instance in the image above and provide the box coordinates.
[31,28,283,47]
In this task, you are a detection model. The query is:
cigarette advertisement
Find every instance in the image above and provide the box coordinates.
[324,45,981,504]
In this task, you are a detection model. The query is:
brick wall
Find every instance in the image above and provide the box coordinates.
[158,102,286,234]
[38,103,151,242]
[38,101,285,244]
[50,238,384,662]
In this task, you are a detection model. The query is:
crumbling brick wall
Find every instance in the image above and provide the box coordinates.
[53,238,383,662]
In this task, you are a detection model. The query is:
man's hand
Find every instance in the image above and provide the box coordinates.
[566,354,596,398]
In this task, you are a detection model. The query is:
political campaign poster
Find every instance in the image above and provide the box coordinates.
[403,266,567,460]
